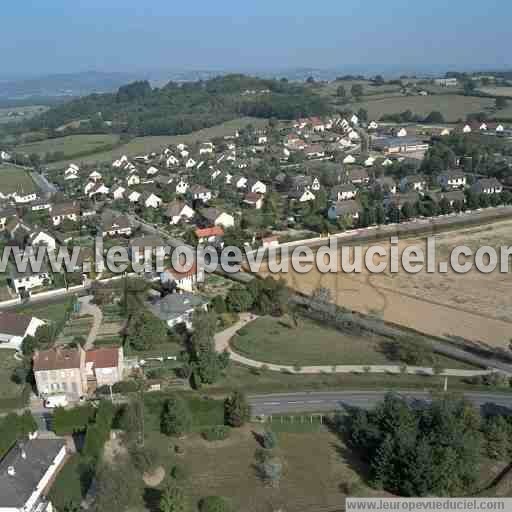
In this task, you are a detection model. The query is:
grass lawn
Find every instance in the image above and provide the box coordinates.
[46,117,268,168]
[13,296,74,325]
[231,316,474,369]
[352,94,496,122]
[0,349,23,399]
[140,426,382,512]
[17,133,120,159]
[207,363,490,396]
[0,165,37,194]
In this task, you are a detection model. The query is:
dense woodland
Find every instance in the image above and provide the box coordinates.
[341,394,512,497]
[18,75,329,137]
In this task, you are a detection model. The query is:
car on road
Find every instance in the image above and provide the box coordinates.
[44,394,69,409]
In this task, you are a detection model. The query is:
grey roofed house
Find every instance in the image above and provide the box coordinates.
[147,292,208,328]
[164,200,193,218]
[328,199,362,218]
[101,212,131,232]
[430,190,465,204]
[200,207,223,224]
[129,234,164,250]
[0,439,66,509]
[384,191,422,208]
[373,176,397,192]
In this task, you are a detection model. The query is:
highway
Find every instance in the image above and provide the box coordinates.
[248,390,512,416]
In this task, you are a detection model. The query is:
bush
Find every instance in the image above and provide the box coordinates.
[112,380,139,393]
[199,496,232,512]
[202,425,230,442]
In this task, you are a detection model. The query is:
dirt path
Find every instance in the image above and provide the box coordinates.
[78,295,103,350]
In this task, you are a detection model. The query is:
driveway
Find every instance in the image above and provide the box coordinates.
[214,314,492,378]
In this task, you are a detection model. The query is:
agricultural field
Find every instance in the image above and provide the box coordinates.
[0,105,49,124]
[263,219,512,349]
[352,94,498,122]
[56,315,94,345]
[46,117,269,169]
[16,133,120,159]
[0,165,37,193]
[231,316,473,369]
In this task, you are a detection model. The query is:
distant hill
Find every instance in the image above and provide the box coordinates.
[0,71,149,100]
[22,74,329,137]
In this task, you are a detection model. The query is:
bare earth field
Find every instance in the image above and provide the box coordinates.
[260,219,512,349]
[352,94,497,122]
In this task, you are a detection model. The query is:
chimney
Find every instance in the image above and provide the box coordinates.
[7,466,16,476]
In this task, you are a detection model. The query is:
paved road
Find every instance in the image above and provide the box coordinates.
[249,391,512,416]
[215,314,492,378]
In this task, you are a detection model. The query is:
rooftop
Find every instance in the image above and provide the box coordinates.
[0,439,66,508]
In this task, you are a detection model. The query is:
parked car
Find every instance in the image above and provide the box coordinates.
[44,394,68,409]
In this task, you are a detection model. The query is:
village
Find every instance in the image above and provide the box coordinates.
[2,81,512,512]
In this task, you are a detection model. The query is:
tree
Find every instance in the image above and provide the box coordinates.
[351,84,364,99]
[424,111,445,124]
[438,197,451,215]
[484,416,510,459]
[463,80,476,95]
[95,461,143,512]
[336,85,346,99]
[496,97,508,110]
[357,108,368,123]
[258,457,283,488]
[159,483,188,512]
[126,310,168,351]
[261,430,278,449]
[226,285,253,313]
[161,395,193,437]
[199,496,231,512]
[224,391,251,427]
[401,202,416,220]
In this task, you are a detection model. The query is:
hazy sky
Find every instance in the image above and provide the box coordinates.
[1,0,510,76]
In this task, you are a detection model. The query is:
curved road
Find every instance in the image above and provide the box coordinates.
[249,390,512,416]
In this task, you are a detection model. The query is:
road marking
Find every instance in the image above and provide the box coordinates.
[262,402,280,406]
[287,401,304,404]
[307,400,324,403]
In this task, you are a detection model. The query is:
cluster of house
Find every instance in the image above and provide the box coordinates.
[327,169,504,223]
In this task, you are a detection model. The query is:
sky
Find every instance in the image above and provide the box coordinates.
[1,0,510,77]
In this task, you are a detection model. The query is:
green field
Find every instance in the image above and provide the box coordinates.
[0,165,37,193]
[352,94,499,122]
[46,117,268,168]
[17,133,120,159]
[231,316,474,369]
